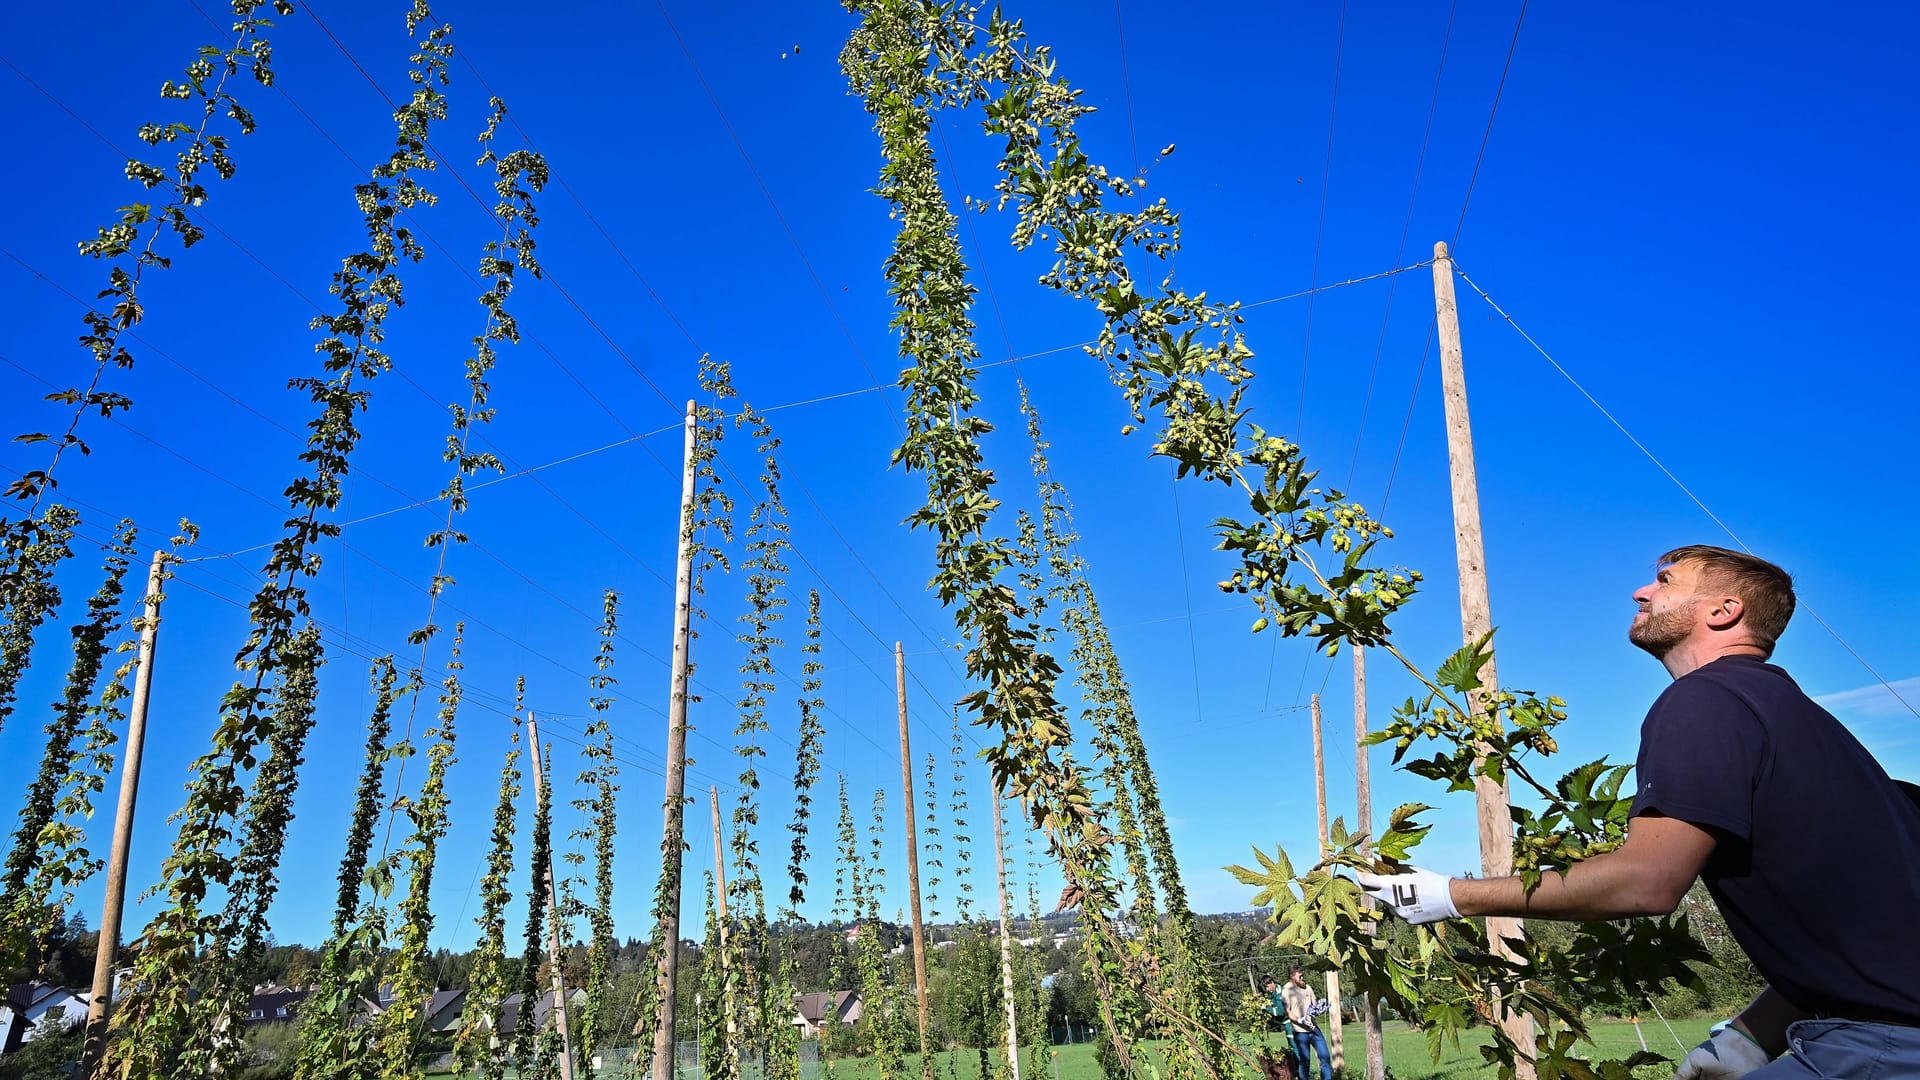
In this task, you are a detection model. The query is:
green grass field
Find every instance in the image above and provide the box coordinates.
[808,1018,1714,1080]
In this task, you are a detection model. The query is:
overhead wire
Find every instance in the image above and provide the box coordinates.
[0,244,695,720]
[1,227,678,612]
[646,0,903,437]
[1452,0,1530,246]
[1345,0,1459,496]
[4,52,882,769]
[163,561,737,792]
[11,4,1455,818]
[1295,0,1350,443]
[1,233,1424,669]
[311,0,984,751]
[1452,263,1919,722]
[0,270,902,778]
[0,358,635,742]
[1268,0,1355,723]
[1099,6,1210,729]
[169,552,732,787]
[11,4,1482,930]
[298,1,688,442]
[434,22,703,357]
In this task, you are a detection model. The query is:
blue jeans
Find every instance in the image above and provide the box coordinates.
[1751,1018,1920,1078]
[1290,1027,1331,1080]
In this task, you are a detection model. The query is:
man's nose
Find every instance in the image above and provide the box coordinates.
[1631,583,1654,604]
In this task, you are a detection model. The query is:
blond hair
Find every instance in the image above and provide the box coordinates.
[1660,545,1796,654]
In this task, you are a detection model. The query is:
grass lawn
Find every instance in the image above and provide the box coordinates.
[817,1018,1713,1080]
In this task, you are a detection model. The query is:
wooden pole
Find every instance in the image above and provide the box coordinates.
[896,644,932,1057]
[81,550,166,1077]
[1311,694,1328,854]
[710,787,738,1069]
[991,784,1022,1080]
[653,400,699,1080]
[528,713,578,1080]
[1432,241,1534,1076]
[1354,646,1386,1080]
[1325,971,1345,1073]
[1309,694,1344,1071]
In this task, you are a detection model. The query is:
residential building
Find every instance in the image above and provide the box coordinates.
[791,990,862,1038]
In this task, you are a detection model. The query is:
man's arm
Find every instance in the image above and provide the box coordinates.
[1448,813,1718,921]
[1728,986,1809,1059]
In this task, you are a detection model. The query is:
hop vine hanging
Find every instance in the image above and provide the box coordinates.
[0,519,138,969]
[840,3,1711,1072]
[108,9,458,1074]
[1020,385,1227,1072]
[786,590,826,915]
[454,682,523,1080]
[513,741,556,1071]
[368,627,465,1078]
[2,1,290,514]
[726,396,793,1065]
[0,3,291,682]
[0,506,79,734]
[297,659,407,1079]
[838,2,1148,1065]
[573,591,620,1079]
[948,712,975,924]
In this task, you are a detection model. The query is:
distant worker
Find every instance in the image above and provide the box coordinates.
[1283,964,1332,1080]
[1357,546,1920,1078]
[1261,974,1287,1034]
[1260,973,1298,1077]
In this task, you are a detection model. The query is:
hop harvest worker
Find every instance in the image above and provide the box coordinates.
[1356,546,1920,1079]
[1282,965,1333,1080]
[1260,974,1287,1034]
[1259,974,1298,1073]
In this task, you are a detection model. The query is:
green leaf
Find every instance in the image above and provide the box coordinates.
[1435,630,1497,694]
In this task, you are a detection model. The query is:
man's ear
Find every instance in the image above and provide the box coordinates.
[1706,594,1744,631]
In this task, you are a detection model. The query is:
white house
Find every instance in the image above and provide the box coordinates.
[791,990,863,1038]
[0,983,86,1054]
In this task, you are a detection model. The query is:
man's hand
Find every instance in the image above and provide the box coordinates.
[1354,867,1459,925]
[1673,1025,1770,1080]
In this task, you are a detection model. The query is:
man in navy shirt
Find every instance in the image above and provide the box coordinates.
[1357,545,1920,1078]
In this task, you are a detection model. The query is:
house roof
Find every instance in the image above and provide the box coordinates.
[497,989,584,1036]
[243,987,312,1024]
[3,984,70,1013]
[792,990,859,1024]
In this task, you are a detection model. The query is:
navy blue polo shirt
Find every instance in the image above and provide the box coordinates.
[1630,655,1920,1024]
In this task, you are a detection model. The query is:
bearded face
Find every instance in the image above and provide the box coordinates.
[1629,592,1698,658]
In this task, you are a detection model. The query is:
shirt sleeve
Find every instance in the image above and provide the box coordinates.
[1629,672,1768,839]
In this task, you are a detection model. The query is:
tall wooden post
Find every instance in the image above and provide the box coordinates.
[896,644,932,1058]
[991,784,1022,1080]
[1311,694,1328,852]
[1433,241,1534,1076]
[1325,972,1345,1073]
[1354,646,1386,1080]
[1309,694,1344,1071]
[528,714,578,1080]
[710,787,738,1067]
[653,400,699,1080]
[81,550,166,1077]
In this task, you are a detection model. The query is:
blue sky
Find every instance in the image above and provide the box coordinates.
[1,0,1915,953]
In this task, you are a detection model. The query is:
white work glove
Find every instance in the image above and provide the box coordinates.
[1673,1025,1770,1080]
[1354,867,1459,925]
